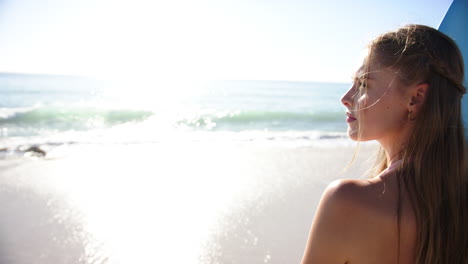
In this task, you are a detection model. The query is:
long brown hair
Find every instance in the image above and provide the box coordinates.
[367,25,467,263]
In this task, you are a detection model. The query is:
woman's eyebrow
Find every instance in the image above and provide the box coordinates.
[352,72,370,80]
[360,71,378,80]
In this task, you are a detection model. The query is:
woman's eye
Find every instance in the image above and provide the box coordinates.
[358,79,367,89]
[352,76,368,92]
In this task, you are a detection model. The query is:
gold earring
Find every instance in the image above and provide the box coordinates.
[408,111,416,121]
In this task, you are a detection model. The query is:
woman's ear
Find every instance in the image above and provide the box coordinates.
[408,83,428,112]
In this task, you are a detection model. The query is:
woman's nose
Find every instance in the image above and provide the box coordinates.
[341,85,354,108]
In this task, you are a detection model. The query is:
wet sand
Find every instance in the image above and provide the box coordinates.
[0,141,377,264]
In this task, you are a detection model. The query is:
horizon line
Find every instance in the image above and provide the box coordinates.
[0,71,349,84]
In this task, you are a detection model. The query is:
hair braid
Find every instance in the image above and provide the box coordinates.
[429,60,466,95]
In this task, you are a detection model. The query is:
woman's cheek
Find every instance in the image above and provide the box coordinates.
[357,95,368,111]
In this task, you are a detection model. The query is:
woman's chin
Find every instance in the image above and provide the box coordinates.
[347,129,359,141]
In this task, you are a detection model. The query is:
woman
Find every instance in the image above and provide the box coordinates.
[301,25,467,264]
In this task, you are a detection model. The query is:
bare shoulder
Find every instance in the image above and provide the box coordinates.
[323,178,393,211]
[314,179,384,216]
[323,178,375,202]
[301,178,401,264]
[324,177,402,228]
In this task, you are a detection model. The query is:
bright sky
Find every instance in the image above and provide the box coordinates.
[0,0,453,82]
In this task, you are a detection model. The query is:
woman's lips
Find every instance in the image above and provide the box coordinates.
[346,112,357,122]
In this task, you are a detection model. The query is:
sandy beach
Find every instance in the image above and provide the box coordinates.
[0,141,376,264]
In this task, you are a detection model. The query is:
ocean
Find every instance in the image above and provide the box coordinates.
[0,73,370,264]
[0,73,350,157]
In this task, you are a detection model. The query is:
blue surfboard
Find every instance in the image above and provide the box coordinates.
[438,0,468,138]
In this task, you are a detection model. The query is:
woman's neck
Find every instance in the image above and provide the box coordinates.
[378,125,414,166]
[387,154,402,167]
[386,158,403,172]
[378,137,407,167]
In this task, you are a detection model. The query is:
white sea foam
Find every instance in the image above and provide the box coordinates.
[0,107,36,119]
